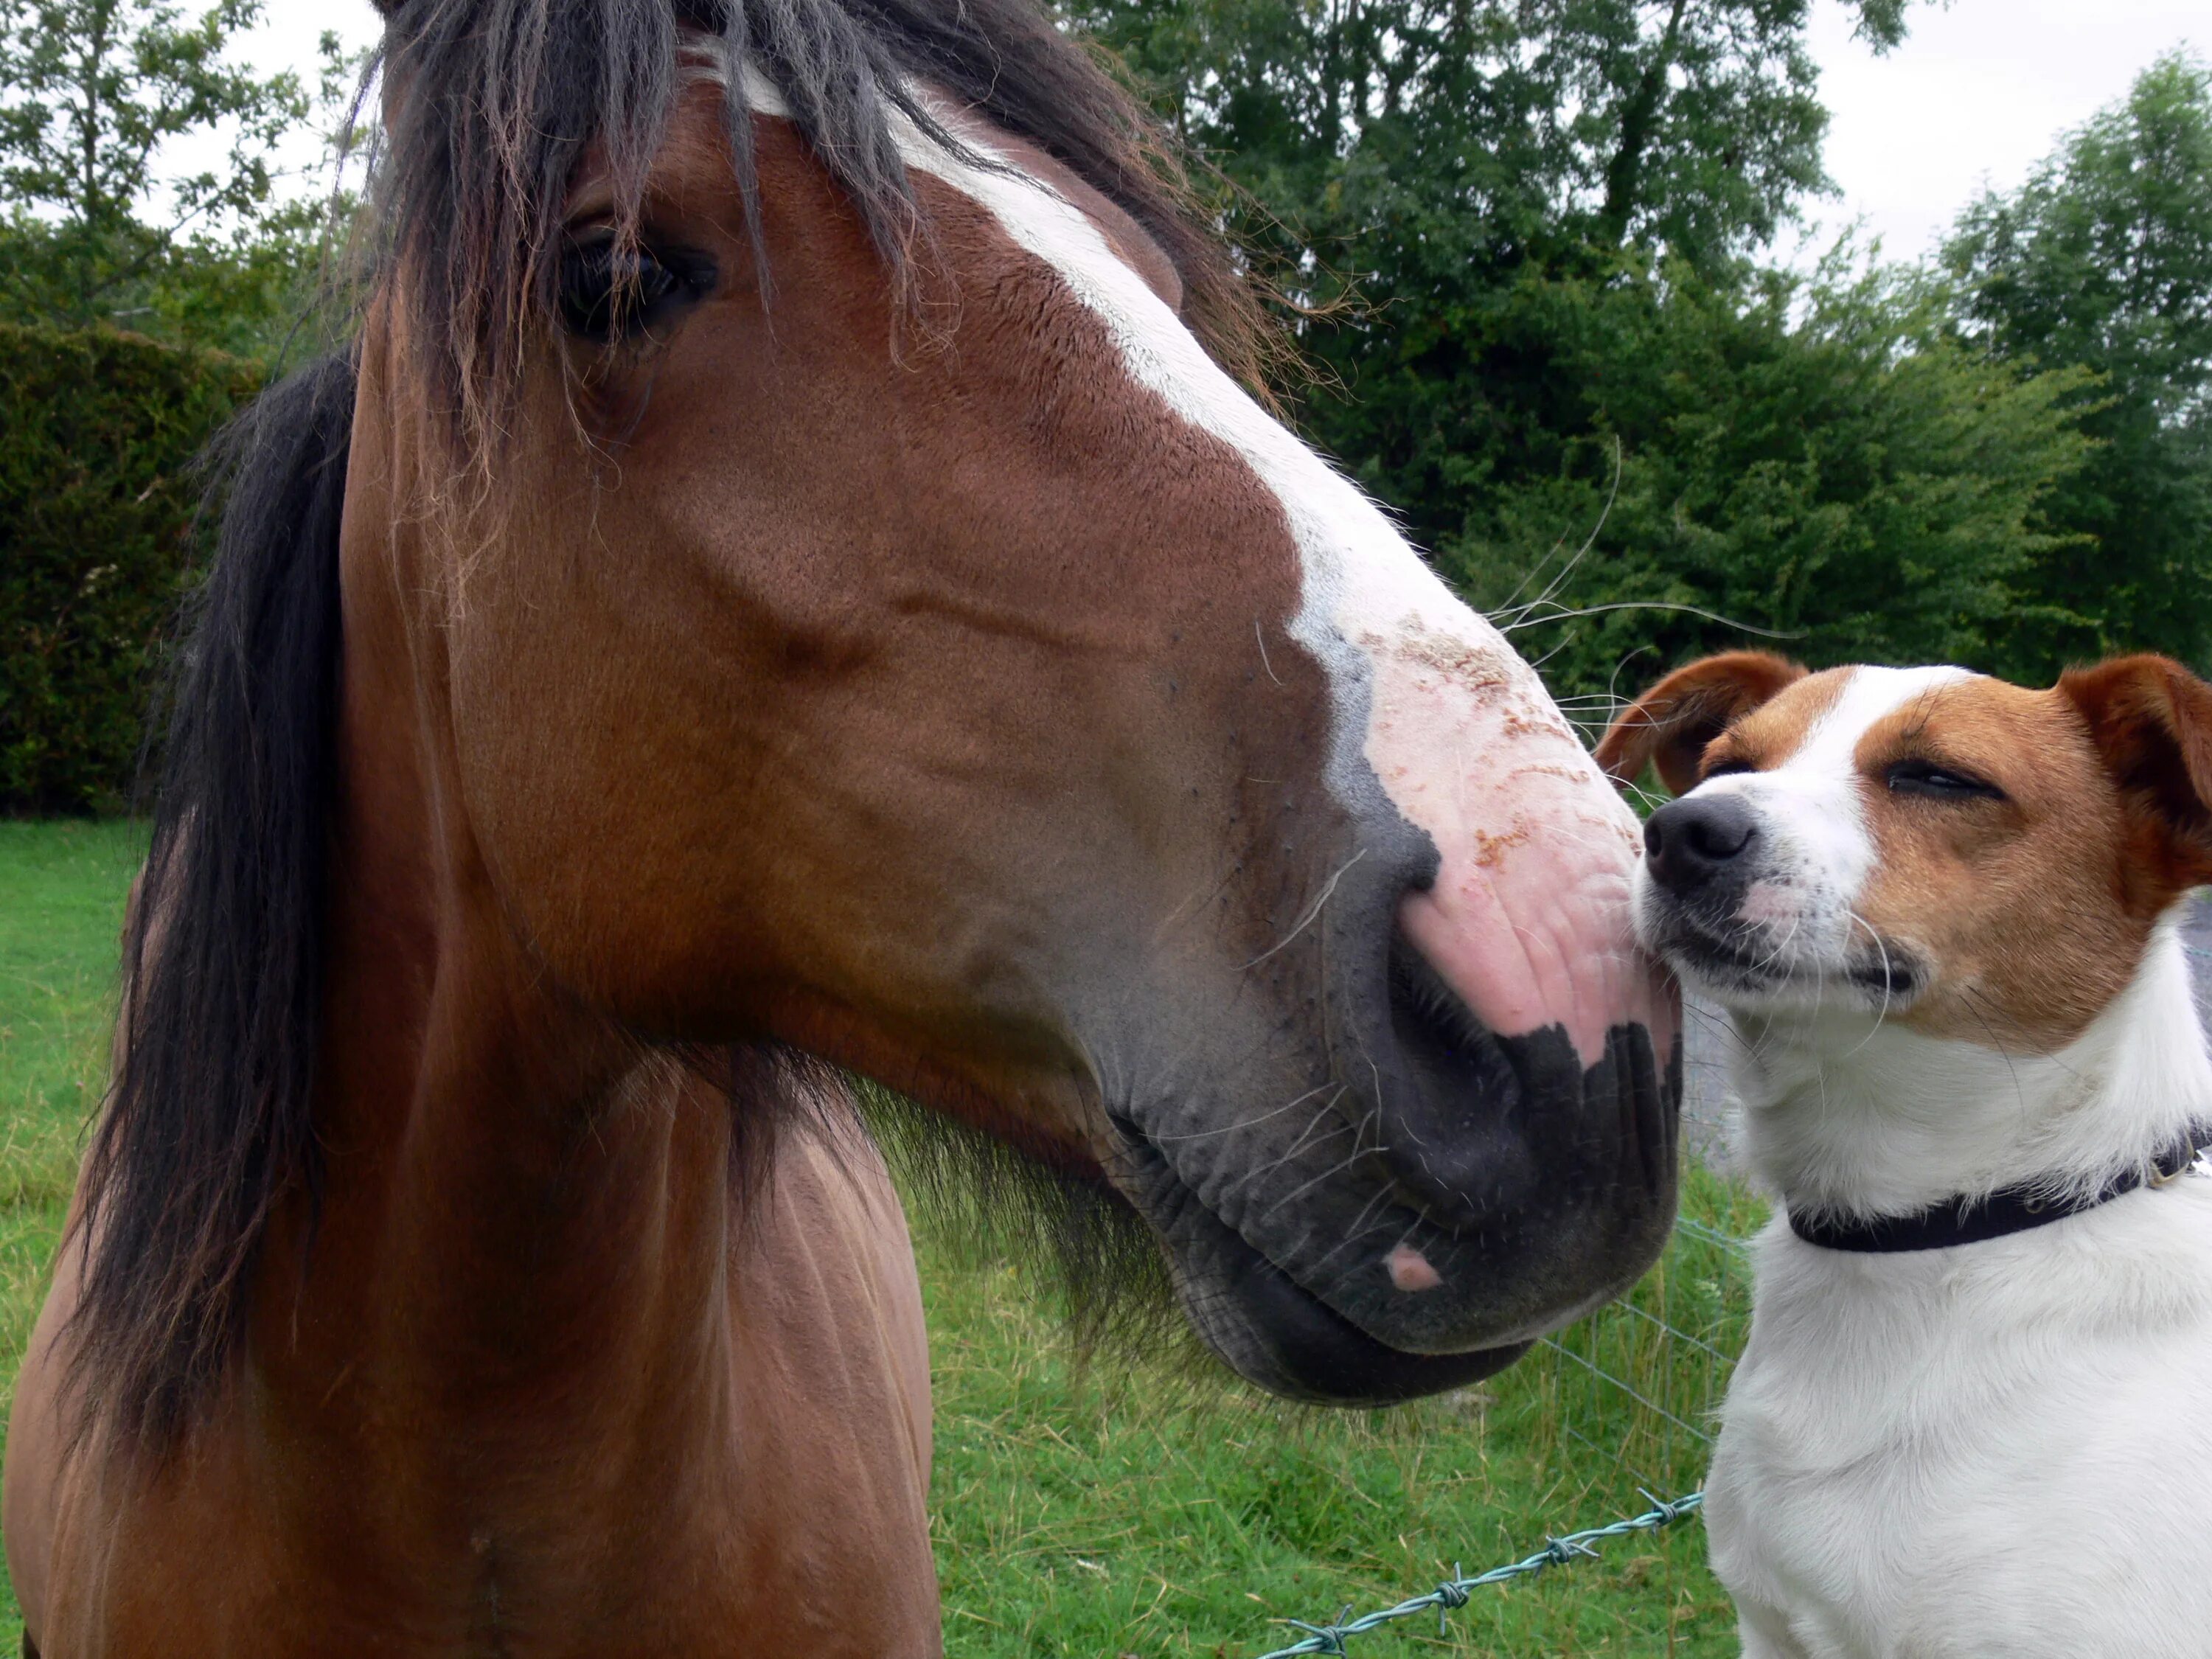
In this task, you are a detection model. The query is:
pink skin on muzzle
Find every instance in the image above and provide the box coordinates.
[1365,622,1679,1071]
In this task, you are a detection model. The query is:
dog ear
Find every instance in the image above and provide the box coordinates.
[2060,654,2212,911]
[1594,652,1806,797]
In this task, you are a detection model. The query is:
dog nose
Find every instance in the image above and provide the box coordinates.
[1644,795,1757,894]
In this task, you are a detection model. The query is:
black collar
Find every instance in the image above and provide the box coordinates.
[1787,1130,2207,1253]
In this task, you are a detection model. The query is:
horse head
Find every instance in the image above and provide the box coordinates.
[75,1,1677,1433]
[335,0,1680,1403]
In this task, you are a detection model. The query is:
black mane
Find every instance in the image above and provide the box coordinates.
[72,355,355,1447]
[74,0,1258,1447]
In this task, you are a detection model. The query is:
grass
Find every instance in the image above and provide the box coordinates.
[0,818,1760,1656]
[919,1189,1759,1658]
[0,818,146,1650]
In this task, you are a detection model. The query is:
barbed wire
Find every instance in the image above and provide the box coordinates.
[1246,1489,1705,1658]
[1239,1135,1751,1658]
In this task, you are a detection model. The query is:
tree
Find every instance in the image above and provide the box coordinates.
[1945,51,2212,672]
[1077,0,1912,282]
[1436,255,2093,710]
[0,0,345,348]
[1062,0,1944,587]
[0,322,261,811]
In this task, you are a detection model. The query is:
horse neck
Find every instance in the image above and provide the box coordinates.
[223,501,942,1634]
[250,534,741,1481]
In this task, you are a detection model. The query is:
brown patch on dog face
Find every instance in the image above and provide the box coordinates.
[1846,677,2163,1051]
[1697,668,1854,780]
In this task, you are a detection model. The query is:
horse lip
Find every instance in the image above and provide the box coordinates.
[1105,1110,1450,1349]
[1106,1110,1530,1402]
[1105,948,1678,1366]
[1102,1107,1356,1323]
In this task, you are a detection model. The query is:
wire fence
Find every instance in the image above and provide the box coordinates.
[1537,1207,1758,1499]
[1242,1164,1763,1657]
[1244,919,2206,1653]
[1245,1490,1708,1658]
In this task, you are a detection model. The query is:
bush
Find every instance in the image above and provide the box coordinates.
[1376,254,2096,708]
[0,324,262,813]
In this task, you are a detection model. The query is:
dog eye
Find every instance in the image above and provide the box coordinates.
[557,236,714,343]
[1886,759,2004,801]
[1702,757,1757,780]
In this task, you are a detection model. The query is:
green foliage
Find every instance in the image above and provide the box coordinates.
[0,322,260,813]
[1075,0,2096,702]
[1427,256,2096,706]
[1074,0,1911,288]
[0,0,352,352]
[1,191,346,358]
[1946,51,2212,672]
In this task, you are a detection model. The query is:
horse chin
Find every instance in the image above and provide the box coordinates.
[1102,1000,1679,1403]
[1100,1117,1508,1404]
[1120,1136,1532,1404]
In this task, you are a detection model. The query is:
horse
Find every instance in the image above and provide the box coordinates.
[2,0,1678,1651]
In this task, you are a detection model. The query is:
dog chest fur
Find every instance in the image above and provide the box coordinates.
[1710,1173,2212,1658]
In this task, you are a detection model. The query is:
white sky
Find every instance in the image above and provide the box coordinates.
[1789,0,2206,266]
[195,0,2205,268]
[213,4,382,198]
[239,2,379,72]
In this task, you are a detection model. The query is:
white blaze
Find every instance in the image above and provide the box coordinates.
[740,67,1670,1065]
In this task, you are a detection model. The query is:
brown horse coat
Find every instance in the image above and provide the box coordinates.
[9,1116,935,1653]
[4,4,1677,1651]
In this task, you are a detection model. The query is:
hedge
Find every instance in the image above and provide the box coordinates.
[0,324,263,813]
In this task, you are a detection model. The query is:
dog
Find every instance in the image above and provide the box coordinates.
[1594,651,2212,1659]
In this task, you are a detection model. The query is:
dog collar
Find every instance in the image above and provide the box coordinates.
[1787,1129,2208,1253]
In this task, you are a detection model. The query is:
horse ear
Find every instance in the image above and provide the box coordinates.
[1594,652,1806,797]
[2060,654,2212,910]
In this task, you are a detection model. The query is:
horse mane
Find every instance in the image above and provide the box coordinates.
[70,355,357,1449]
[74,0,1261,1448]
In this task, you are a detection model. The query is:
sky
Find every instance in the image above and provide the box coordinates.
[209,7,380,198]
[207,0,2205,266]
[1789,0,2205,266]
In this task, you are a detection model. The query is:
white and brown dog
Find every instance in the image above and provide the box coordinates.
[1595,652,2212,1659]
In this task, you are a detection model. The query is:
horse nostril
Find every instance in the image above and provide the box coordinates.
[1644,796,1757,895]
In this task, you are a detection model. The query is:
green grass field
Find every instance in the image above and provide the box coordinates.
[0,818,1759,1656]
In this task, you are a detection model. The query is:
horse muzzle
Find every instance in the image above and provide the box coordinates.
[1101,847,1681,1405]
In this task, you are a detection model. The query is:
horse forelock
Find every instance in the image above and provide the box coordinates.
[365,0,1272,470]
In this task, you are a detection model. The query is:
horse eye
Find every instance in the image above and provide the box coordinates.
[557,237,710,343]
[1886,759,2004,801]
